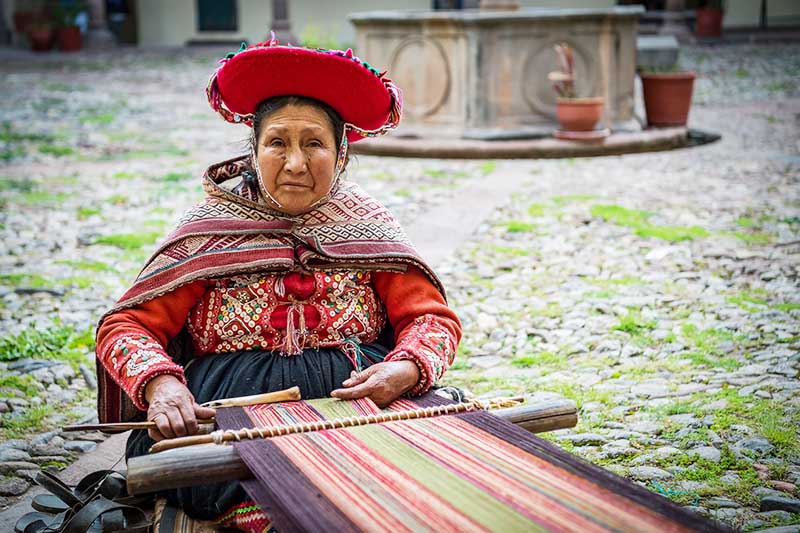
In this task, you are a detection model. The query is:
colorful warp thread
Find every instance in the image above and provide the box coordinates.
[215,395,720,533]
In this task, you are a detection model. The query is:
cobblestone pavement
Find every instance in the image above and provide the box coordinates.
[1,43,799,530]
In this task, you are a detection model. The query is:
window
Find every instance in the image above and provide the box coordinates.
[197,0,237,32]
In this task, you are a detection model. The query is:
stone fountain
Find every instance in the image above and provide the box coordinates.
[349,5,644,141]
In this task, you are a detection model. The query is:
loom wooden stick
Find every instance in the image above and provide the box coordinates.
[149,397,522,453]
[61,386,301,432]
[62,419,215,432]
[200,386,301,408]
[127,399,578,495]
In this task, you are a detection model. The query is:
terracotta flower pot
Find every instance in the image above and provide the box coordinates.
[56,26,82,52]
[641,72,696,127]
[555,97,604,132]
[28,27,54,52]
[696,8,723,38]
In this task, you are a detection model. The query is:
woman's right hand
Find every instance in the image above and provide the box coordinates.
[144,375,216,441]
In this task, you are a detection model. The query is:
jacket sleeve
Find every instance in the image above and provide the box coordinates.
[372,266,461,395]
[95,281,208,411]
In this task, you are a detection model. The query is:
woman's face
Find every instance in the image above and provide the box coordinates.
[255,103,338,215]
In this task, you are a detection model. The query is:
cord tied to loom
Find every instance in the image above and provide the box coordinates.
[203,396,525,449]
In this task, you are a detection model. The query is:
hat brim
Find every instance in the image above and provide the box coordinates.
[215,46,393,143]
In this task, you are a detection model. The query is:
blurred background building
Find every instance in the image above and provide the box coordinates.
[1,0,799,49]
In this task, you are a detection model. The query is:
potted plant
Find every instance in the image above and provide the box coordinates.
[548,43,604,134]
[639,63,696,128]
[52,1,86,52]
[696,0,724,39]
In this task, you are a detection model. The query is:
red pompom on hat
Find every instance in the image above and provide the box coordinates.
[207,34,402,143]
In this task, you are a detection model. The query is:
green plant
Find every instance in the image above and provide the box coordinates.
[49,0,89,27]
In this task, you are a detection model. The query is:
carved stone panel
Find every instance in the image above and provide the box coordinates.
[389,36,451,118]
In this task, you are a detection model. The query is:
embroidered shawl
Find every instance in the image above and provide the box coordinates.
[97,155,443,424]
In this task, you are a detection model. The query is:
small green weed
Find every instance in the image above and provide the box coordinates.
[17,190,71,205]
[81,113,115,124]
[527,203,546,217]
[511,351,567,369]
[0,374,41,396]
[612,311,657,336]
[38,144,75,157]
[0,122,52,143]
[92,232,161,250]
[591,204,709,242]
[681,324,738,354]
[637,225,709,241]
[159,171,192,182]
[0,324,94,369]
[724,231,773,245]
[491,245,529,257]
[0,176,36,193]
[55,259,113,272]
[727,290,769,312]
[112,171,137,180]
[0,273,52,288]
[683,352,741,371]
[506,221,536,233]
[1,405,55,439]
[106,194,127,205]
[77,206,101,219]
[590,276,645,287]
[423,169,447,179]
[479,161,497,175]
[767,80,795,93]
[591,204,650,227]
[551,194,596,206]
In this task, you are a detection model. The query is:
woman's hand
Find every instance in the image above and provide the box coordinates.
[331,360,420,408]
[144,375,216,442]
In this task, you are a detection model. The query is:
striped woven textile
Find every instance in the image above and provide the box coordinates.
[215,394,720,533]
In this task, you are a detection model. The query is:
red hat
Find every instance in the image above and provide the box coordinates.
[207,34,402,143]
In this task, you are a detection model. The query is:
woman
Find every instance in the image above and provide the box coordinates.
[95,36,461,531]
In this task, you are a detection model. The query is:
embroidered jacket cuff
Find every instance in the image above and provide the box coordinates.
[384,315,457,396]
[102,333,186,411]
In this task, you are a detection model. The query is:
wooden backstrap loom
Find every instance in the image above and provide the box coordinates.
[119,389,722,532]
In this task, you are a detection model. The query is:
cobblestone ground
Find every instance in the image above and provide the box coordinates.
[1,43,799,530]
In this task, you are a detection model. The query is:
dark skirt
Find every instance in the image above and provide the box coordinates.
[126,344,388,519]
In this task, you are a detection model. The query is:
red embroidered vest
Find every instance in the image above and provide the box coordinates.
[187,271,385,355]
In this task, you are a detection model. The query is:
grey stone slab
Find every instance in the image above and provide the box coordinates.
[760,496,800,514]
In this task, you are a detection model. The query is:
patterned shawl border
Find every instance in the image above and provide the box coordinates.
[134,221,293,278]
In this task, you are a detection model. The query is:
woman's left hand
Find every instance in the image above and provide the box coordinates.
[331,360,420,408]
